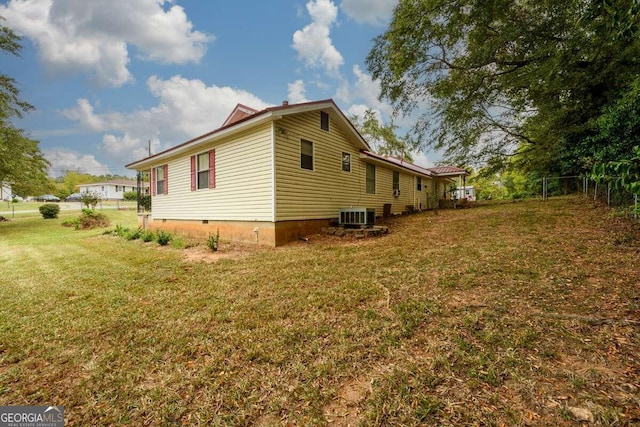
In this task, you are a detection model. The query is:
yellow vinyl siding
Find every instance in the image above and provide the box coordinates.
[274,111,367,220]
[360,167,416,215]
[151,124,273,221]
[274,111,427,220]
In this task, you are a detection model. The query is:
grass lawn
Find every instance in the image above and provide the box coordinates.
[0,201,137,219]
[0,197,638,426]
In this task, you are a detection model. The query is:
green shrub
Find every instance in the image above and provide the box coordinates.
[62,218,81,229]
[156,230,171,246]
[110,224,129,237]
[139,194,151,211]
[206,229,220,252]
[125,227,143,240]
[80,192,101,210]
[73,210,110,230]
[141,230,155,242]
[39,204,60,219]
[123,191,138,201]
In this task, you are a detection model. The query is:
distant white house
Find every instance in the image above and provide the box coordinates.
[455,186,476,201]
[78,180,148,201]
[1,182,12,201]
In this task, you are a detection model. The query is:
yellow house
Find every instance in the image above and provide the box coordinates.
[126,99,465,246]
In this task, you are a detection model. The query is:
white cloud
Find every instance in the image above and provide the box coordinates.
[340,0,396,25]
[61,99,106,131]
[287,80,309,104]
[292,0,344,74]
[351,64,392,116]
[44,148,112,176]
[0,0,212,87]
[62,75,270,166]
[337,65,394,126]
[346,103,382,121]
[101,133,152,167]
[411,150,435,168]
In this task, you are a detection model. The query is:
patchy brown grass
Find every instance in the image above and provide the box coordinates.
[0,197,638,426]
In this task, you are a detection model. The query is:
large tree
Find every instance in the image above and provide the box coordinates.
[0,16,49,194]
[367,0,640,174]
[350,108,417,161]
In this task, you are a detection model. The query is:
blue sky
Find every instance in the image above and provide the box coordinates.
[1,0,436,177]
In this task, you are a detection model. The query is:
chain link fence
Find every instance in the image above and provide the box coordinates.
[540,176,638,219]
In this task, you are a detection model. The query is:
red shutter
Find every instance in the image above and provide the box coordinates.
[163,164,168,194]
[190,155,196,191]
[151,168,156,196]
[209,149,216,189]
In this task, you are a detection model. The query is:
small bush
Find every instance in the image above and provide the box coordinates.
[62,218,81,229]
[156,230,171,246]
[39,204,60,219]
[78,211,110,229]
[113,224,129,237]
[207,229,220,252]
[80,192,101,210]
[125,227,143,240]
[123,191,138,201]
[139,194,151,211]
[141,230,155,242]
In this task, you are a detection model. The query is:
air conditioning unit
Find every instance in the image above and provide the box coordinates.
[393,189,400,197]
[339,208,375,226]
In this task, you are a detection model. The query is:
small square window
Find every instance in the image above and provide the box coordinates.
[341,152,351,172]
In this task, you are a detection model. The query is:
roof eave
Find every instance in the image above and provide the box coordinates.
[125,98,370,170]
[433,172,469,177]
[126,113,274,170]
[359,152,432,178]
[270,99,370,151]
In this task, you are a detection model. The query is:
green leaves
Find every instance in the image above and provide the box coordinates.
[0,18,34,123]
[350,108,417,160]
[0,127,50,194]
[367,0,640,174]
[591,146,640,195]
[1,15,47,192]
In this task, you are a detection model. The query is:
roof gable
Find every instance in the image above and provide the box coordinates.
[221,104,259,127]
[126,99,370,170]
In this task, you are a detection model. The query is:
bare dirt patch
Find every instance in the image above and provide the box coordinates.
[324,377,371,426]
[181,240,268,263]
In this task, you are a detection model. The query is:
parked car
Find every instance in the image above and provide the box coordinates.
[36,194,60,202]
[65,193,83,202]
[3,195,24,202]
